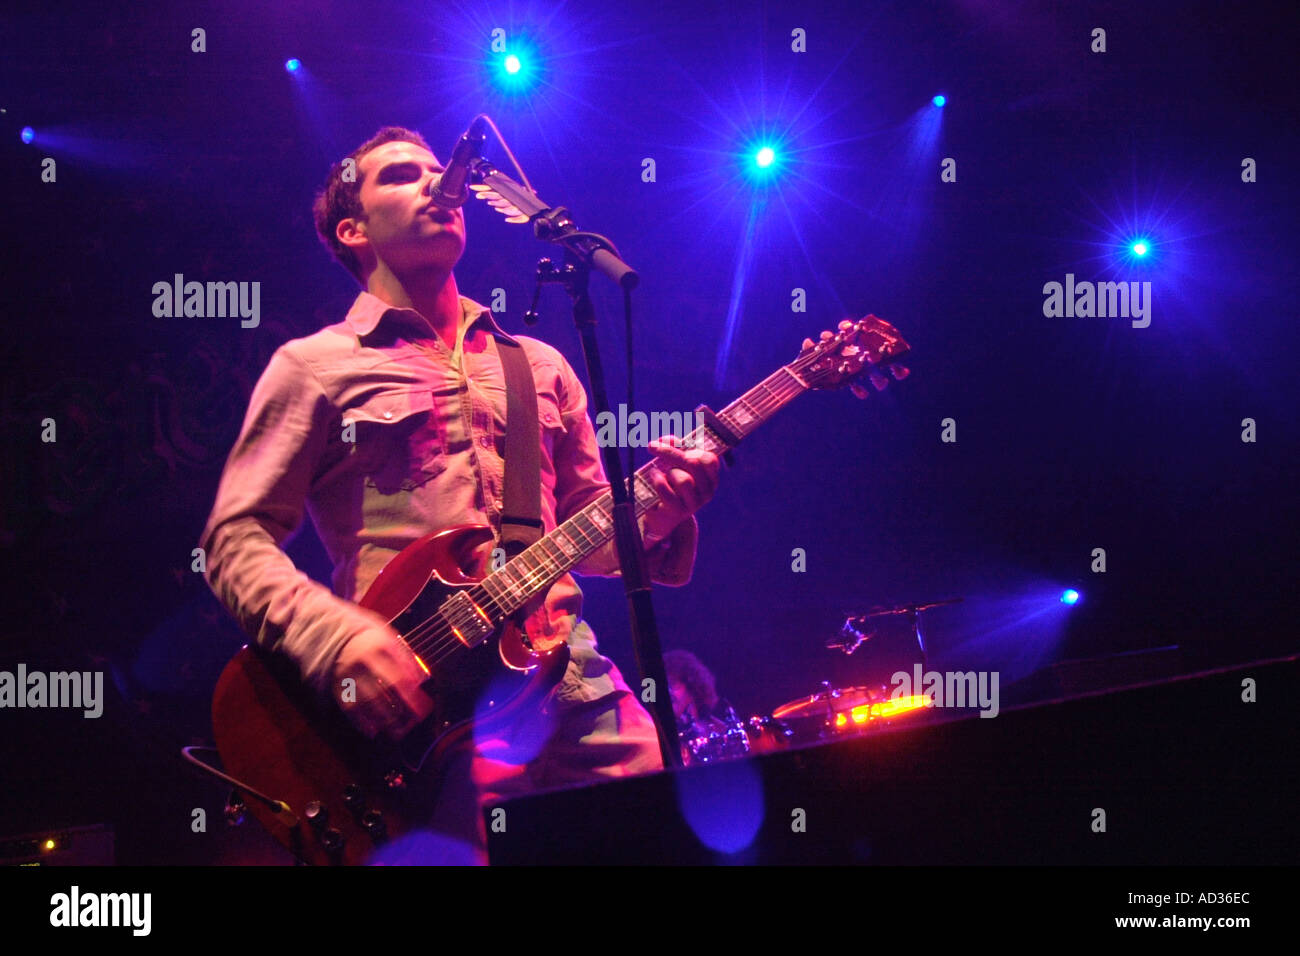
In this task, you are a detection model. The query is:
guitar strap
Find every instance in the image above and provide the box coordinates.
[494,334,543,559]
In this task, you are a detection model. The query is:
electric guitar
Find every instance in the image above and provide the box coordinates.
[211,315,911,864]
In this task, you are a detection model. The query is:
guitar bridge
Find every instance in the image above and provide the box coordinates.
[441,591,494,647]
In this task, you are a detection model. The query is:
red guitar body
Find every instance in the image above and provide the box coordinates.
[211,524,570,866]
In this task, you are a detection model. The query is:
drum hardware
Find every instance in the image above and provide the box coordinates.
[678,703,794,766]
[679,596,963,762]
[744,714,795,753]
[772,682,929,739]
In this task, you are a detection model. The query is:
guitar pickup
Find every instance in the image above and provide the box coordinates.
[441,591,493,647]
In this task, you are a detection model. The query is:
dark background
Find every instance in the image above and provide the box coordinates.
[2,0,1296,863]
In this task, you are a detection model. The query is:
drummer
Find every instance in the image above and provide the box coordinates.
[664,649,738,735]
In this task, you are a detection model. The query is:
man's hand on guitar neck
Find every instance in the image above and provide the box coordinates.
[331,627,435,741]
[641,435,721,545]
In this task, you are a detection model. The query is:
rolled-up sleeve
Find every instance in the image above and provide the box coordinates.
[549,355,699,587]
[199,346,390,693]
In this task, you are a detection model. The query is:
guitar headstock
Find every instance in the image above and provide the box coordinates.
[793,315,912,395]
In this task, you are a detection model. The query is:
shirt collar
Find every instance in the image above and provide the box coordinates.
[342,289,515,344]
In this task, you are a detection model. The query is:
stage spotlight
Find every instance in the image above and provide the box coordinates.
[1121,237,1155,265]
[1060,589,1080,605]
[284,58,301,74]
[932,94,946,108]
[20,126,34,144]
[742,143,782,184]
[492,42,538,92]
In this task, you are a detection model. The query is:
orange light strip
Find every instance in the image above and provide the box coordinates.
[834,695,930,727]
[873,694,929,718]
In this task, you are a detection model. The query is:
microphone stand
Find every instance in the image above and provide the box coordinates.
[468,156,682,769]
[839,597,965,670]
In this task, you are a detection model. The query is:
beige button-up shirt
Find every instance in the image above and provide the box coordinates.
[200,291,697,704]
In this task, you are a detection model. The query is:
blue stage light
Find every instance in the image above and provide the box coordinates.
[932,94,946,108]
[755,146,775,168]
[491,42,539,93]
[284,58,301,73]
[1060,589,1080,605]
[20,126,34,144]
[1131,239,1149,256]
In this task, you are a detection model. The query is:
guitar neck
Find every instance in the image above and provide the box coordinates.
[475,363,813,618]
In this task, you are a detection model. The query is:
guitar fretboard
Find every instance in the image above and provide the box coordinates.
[471,361,813,619]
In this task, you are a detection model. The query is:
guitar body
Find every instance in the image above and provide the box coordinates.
[211,524,570,866]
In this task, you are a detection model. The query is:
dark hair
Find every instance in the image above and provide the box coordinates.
[663,650,718,714]
[312,126,435,284]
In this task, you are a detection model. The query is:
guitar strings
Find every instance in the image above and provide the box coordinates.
[398,467,663,662]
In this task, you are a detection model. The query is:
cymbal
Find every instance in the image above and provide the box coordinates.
[772,685,877,720]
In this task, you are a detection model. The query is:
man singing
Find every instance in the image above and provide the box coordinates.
[200,126,720,862]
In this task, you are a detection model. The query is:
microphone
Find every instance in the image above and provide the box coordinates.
[427,115,488,210]
[826,618,873,655]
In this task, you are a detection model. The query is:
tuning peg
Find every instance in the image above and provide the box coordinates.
[849,382,870,400]
[801,337,814,351]
[868,370,890,391]
[888,364,910,380]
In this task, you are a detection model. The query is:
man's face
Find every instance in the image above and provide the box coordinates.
[339,140,467,278]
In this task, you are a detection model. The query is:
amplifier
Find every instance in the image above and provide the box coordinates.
[1,824,115,866]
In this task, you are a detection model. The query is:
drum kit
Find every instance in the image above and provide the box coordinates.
[677,599,959,767]
[678,683,930,765]
[678,709,795,765]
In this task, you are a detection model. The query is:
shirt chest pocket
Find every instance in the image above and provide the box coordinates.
[534,389,567,458]
[344,387,447,494]
[482,374,567,459]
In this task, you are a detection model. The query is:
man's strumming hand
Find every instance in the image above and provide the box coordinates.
[330,626,435,741]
